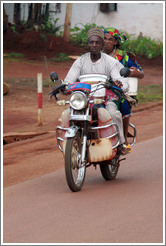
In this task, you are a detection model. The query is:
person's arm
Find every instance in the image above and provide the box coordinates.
[110,60,129,93]
[64,58,82,84]
[125,54,144,79]
[129,66,144,79]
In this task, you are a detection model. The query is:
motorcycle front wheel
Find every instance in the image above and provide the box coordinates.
[100,157,119,181]
[65,132,86,192]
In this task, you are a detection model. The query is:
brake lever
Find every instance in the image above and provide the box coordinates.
[49,90,58,100]
[49,84,67,100]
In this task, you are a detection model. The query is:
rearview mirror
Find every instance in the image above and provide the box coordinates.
[120,67,130,78]
[50,72,59,82]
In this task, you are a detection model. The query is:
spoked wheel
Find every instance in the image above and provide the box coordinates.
[65,131,86,192]
[100,157,119,181]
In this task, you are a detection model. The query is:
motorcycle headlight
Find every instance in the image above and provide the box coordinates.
[70,92,88,110]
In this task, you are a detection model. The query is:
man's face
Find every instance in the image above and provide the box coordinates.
[104,33,118,53]
[88,35,103,54]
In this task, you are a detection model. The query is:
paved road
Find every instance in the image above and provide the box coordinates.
[3,136,163,244]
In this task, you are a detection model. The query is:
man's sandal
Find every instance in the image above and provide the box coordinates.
[120,144,131,155]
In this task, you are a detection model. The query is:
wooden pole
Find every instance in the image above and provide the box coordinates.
[37,73,43,126]
[63,3,72,43]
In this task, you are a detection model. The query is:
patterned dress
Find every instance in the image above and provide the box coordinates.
[115,49,142,71]
[115,49,142,118]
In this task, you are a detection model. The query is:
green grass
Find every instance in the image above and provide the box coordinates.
[6,53,24,58]
[4,53,25,63]
[43,80,53,87]
[51,53,70,62]
[137,85,163,103]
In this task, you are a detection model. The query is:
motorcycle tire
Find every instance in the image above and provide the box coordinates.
[100,158,119,181]
[65,131,86,192]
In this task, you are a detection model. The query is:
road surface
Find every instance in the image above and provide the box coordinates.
[3,136,163,244]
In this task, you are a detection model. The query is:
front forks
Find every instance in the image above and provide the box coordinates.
[81,135,88,165]
[65,122,88,166]
[80,120,89,166]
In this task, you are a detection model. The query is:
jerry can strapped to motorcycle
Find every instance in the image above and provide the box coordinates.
[56,106,120,163]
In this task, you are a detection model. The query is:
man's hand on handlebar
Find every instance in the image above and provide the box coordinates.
[113,80,123,88]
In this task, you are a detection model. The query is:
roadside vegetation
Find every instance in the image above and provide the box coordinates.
[137,85,163,104]
[51,53,70,62]
[6,52,24,58]
[4,22,163,104]
[9,20,162,60]
[4,52,24,62]
[70,23,163,59]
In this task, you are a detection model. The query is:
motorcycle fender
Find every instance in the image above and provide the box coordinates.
[65,126,79,138]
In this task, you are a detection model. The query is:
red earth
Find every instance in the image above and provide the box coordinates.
[3,29,86,59]
[3,29,163,187]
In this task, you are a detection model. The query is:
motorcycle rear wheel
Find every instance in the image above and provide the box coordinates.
[65,132,86,192]
[100,158,119,180]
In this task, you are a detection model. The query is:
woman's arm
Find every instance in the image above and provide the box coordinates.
[129,66,144,79]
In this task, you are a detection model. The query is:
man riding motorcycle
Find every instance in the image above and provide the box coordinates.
[63,27,129,154]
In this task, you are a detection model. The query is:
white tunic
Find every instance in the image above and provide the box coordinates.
[64,52,129,93]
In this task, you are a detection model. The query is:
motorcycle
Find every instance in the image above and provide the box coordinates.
[49,67,136,192]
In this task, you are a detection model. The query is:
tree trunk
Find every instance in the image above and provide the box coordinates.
[14,3,21,25]
[28,3,43,24]
[28,3,33,22]
[34,3,42,24]
[63,3,72,43]
[42,3,49,22]
[3,5,9,34]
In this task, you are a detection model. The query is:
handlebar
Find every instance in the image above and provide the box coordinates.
[49,84,67,100]
[99,81,123,92]
[49,80,125,102]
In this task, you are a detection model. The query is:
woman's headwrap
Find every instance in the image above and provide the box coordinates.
[104,27,122,42]
[87,27,104,42]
